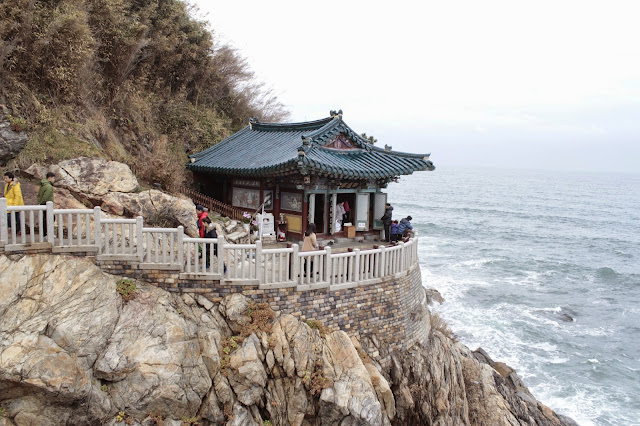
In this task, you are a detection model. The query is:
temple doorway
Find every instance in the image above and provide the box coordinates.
[313,194,325,234]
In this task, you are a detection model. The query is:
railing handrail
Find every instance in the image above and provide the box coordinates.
[262,247,293,254]
[178,186,245,221]
[142,227,181,233]
[53,208,93,214]
[183,237,219,242]
[297,249,326,256]
[101,218,137,224]
[0,197,419,288]
[7,205,46,211]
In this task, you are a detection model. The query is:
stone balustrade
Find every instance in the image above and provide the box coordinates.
[0,198,420,290]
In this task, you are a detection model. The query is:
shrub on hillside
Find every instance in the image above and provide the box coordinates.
[0,0,288,185]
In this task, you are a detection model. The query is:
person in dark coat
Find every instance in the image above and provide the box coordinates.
[395,216,413,239]
[390,220,400,242]
[202,216,218,268]
[381,203,393,242]
[196,205,208,238]
[37,172,55,236]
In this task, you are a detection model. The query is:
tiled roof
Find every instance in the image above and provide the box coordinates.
[187,114,435,178]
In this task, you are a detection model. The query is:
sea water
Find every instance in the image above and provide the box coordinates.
[387,167,640,426]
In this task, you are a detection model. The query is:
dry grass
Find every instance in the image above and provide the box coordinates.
[240,302,275,338]
[1,0,289,188]
[305,319,330,337]
[430,312,458,342]
[309,360,332,396]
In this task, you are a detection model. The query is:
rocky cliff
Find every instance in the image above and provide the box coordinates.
[0,254,577,426]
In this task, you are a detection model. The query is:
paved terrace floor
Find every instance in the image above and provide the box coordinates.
[261,235,398,253]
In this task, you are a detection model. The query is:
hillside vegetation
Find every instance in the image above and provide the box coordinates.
[0,0,287,189]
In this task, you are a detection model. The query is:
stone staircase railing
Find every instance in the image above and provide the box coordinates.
[178,186,245,221]
[0,198,419,289]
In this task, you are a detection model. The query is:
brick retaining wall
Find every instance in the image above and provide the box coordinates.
[1,246,429,361]
[97,259,429,360]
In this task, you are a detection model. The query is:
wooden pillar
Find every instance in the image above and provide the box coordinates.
[330,193,337,234]
[273,184,281,220]
[223,177,229,205]
[302,193,308,236]
[259,178,264,209]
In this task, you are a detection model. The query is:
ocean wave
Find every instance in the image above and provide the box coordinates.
[596,266,621,278]
[614,249,633,259]
[391,169,640,425]
[451,258,498,268]
[571,325,615,337]
[548,357,569,364]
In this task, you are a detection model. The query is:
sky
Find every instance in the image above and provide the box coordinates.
[191,0,640,173]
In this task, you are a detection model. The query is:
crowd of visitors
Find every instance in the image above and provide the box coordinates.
[381,203,413,243]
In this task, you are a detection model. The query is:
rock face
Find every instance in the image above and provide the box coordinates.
[26,157,139,199]
[25,158,200,237]
[101,189,199,237]
[0,254,577,426]
[0,106,28,164]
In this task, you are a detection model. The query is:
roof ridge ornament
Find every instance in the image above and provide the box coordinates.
[329,109,343,118]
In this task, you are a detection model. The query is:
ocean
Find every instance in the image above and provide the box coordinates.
[387,167,640,426]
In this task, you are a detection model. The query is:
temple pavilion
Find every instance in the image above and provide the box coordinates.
[187,110,435,240]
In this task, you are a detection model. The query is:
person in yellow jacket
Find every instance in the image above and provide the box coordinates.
[4,171,24,234]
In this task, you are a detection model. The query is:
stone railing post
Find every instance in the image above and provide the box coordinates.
[218,237,225,276]
[93,207,102,253]
[292,244,299,283]
[379,245,386,277]
[412,231,419,267]
[45,201,54,245]
[177,226,184,269]
[353,248,360,282]
[136,216,144,261]
[0,198,7,243]
[325,246,332,285]
[255,240,263,284]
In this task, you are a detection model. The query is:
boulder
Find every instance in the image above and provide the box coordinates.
[52,187,89,210]
[425,288,445,305]
[92,286,212,420]
[101,189,199,237]
[227,334,267,406]
[0,106,28,164]
[0,255,120,423]
[319,331,389,425]
[263,314,323,425]
[26,157,138,198]
[219,294,252,334]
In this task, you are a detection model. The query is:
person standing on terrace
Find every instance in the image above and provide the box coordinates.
[3,171,24,235]
[381,203,393,242]
[301,223,318,276]
[196,205,208,238]
[37,172,55,236]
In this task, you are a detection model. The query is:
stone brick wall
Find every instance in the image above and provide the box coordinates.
[1,246,429,361]
[96,259,429,360]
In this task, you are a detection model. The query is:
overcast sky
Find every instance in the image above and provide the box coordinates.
[191,0,640,174]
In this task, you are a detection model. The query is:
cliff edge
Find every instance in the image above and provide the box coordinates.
[0,254,577,426]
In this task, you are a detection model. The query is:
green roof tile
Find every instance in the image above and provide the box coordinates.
[187,115,435,178]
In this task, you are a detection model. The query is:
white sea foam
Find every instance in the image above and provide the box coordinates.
[393,168,640,425]
[451,258,497,269]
